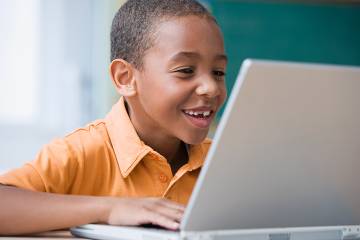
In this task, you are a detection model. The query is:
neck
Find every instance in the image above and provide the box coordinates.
[126,100,182,161]
[139,129,182,161]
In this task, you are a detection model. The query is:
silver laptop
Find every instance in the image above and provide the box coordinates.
[71,59,360,240]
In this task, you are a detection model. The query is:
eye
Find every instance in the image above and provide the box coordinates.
[213,70,226,78]
[176,67,195,74]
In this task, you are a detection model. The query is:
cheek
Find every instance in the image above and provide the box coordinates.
[138,75,191,114]
[218,83,227,106]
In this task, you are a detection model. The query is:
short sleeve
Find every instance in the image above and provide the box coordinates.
[0,138,78,194]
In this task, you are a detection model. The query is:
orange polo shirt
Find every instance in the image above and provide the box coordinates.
[0,97,211,204]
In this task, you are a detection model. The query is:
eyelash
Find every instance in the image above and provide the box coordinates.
[213,70,226,77]
[175,68,226,80]
[176,67,195,75]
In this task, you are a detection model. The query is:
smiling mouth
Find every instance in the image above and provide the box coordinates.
[183,110,214,118]
[181,109,215,128]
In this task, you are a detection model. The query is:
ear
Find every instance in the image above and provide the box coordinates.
[109,59,137,97]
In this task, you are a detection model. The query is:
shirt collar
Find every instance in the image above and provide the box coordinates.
[105,97,151,177]
[187,141,209,171]
[105,97,209,177]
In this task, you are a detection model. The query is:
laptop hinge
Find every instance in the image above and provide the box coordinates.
[269,233,290,240]
[182,227,360,240]
[342,226,360,240]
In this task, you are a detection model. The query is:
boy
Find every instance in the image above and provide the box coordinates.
[0,0,227,235]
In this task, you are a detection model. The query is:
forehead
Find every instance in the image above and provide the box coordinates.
[145,15,225,62]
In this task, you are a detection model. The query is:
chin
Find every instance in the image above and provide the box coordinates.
[181,130,209,145]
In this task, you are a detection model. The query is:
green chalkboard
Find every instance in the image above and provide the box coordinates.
[203,1,360,116]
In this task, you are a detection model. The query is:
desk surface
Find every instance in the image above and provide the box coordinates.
[0,231,83,239]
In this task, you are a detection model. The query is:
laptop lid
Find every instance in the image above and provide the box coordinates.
[181,59,360,231]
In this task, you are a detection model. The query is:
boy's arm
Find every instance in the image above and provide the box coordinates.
[0,185,184,235]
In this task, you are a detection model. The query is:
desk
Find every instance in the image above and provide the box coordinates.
[0,231,83,239]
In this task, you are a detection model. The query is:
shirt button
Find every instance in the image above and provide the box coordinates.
[159,174,168,183]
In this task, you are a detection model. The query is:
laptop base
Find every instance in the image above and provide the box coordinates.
[71,224,360,240]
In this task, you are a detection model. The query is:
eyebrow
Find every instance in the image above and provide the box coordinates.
[169,51,228,63]
[215,54,228,62]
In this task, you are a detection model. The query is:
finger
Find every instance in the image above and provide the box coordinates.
[157,207,183,223]
[143,211,180,230]
[157,198,186,212]
[145,201,183,223]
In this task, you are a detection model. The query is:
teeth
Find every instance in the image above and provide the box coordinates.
[184,110,211,117]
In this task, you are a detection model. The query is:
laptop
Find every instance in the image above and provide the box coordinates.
[71,59,360,240]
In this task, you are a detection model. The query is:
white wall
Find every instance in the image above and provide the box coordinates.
[0,0,120,173]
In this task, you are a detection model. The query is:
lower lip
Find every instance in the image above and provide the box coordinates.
[182,112,213,129]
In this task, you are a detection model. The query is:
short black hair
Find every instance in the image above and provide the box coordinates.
[110,0,216,69]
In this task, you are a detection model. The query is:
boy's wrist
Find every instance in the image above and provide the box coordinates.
[93,196,112,224]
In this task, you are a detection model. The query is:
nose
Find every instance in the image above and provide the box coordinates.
[195,74,221,98]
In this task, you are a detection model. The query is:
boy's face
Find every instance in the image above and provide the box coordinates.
[132,15,227,144]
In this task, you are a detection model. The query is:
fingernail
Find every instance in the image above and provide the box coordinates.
[173,222,179,229]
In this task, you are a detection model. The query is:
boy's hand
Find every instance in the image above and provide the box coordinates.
[102,197,185,230]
